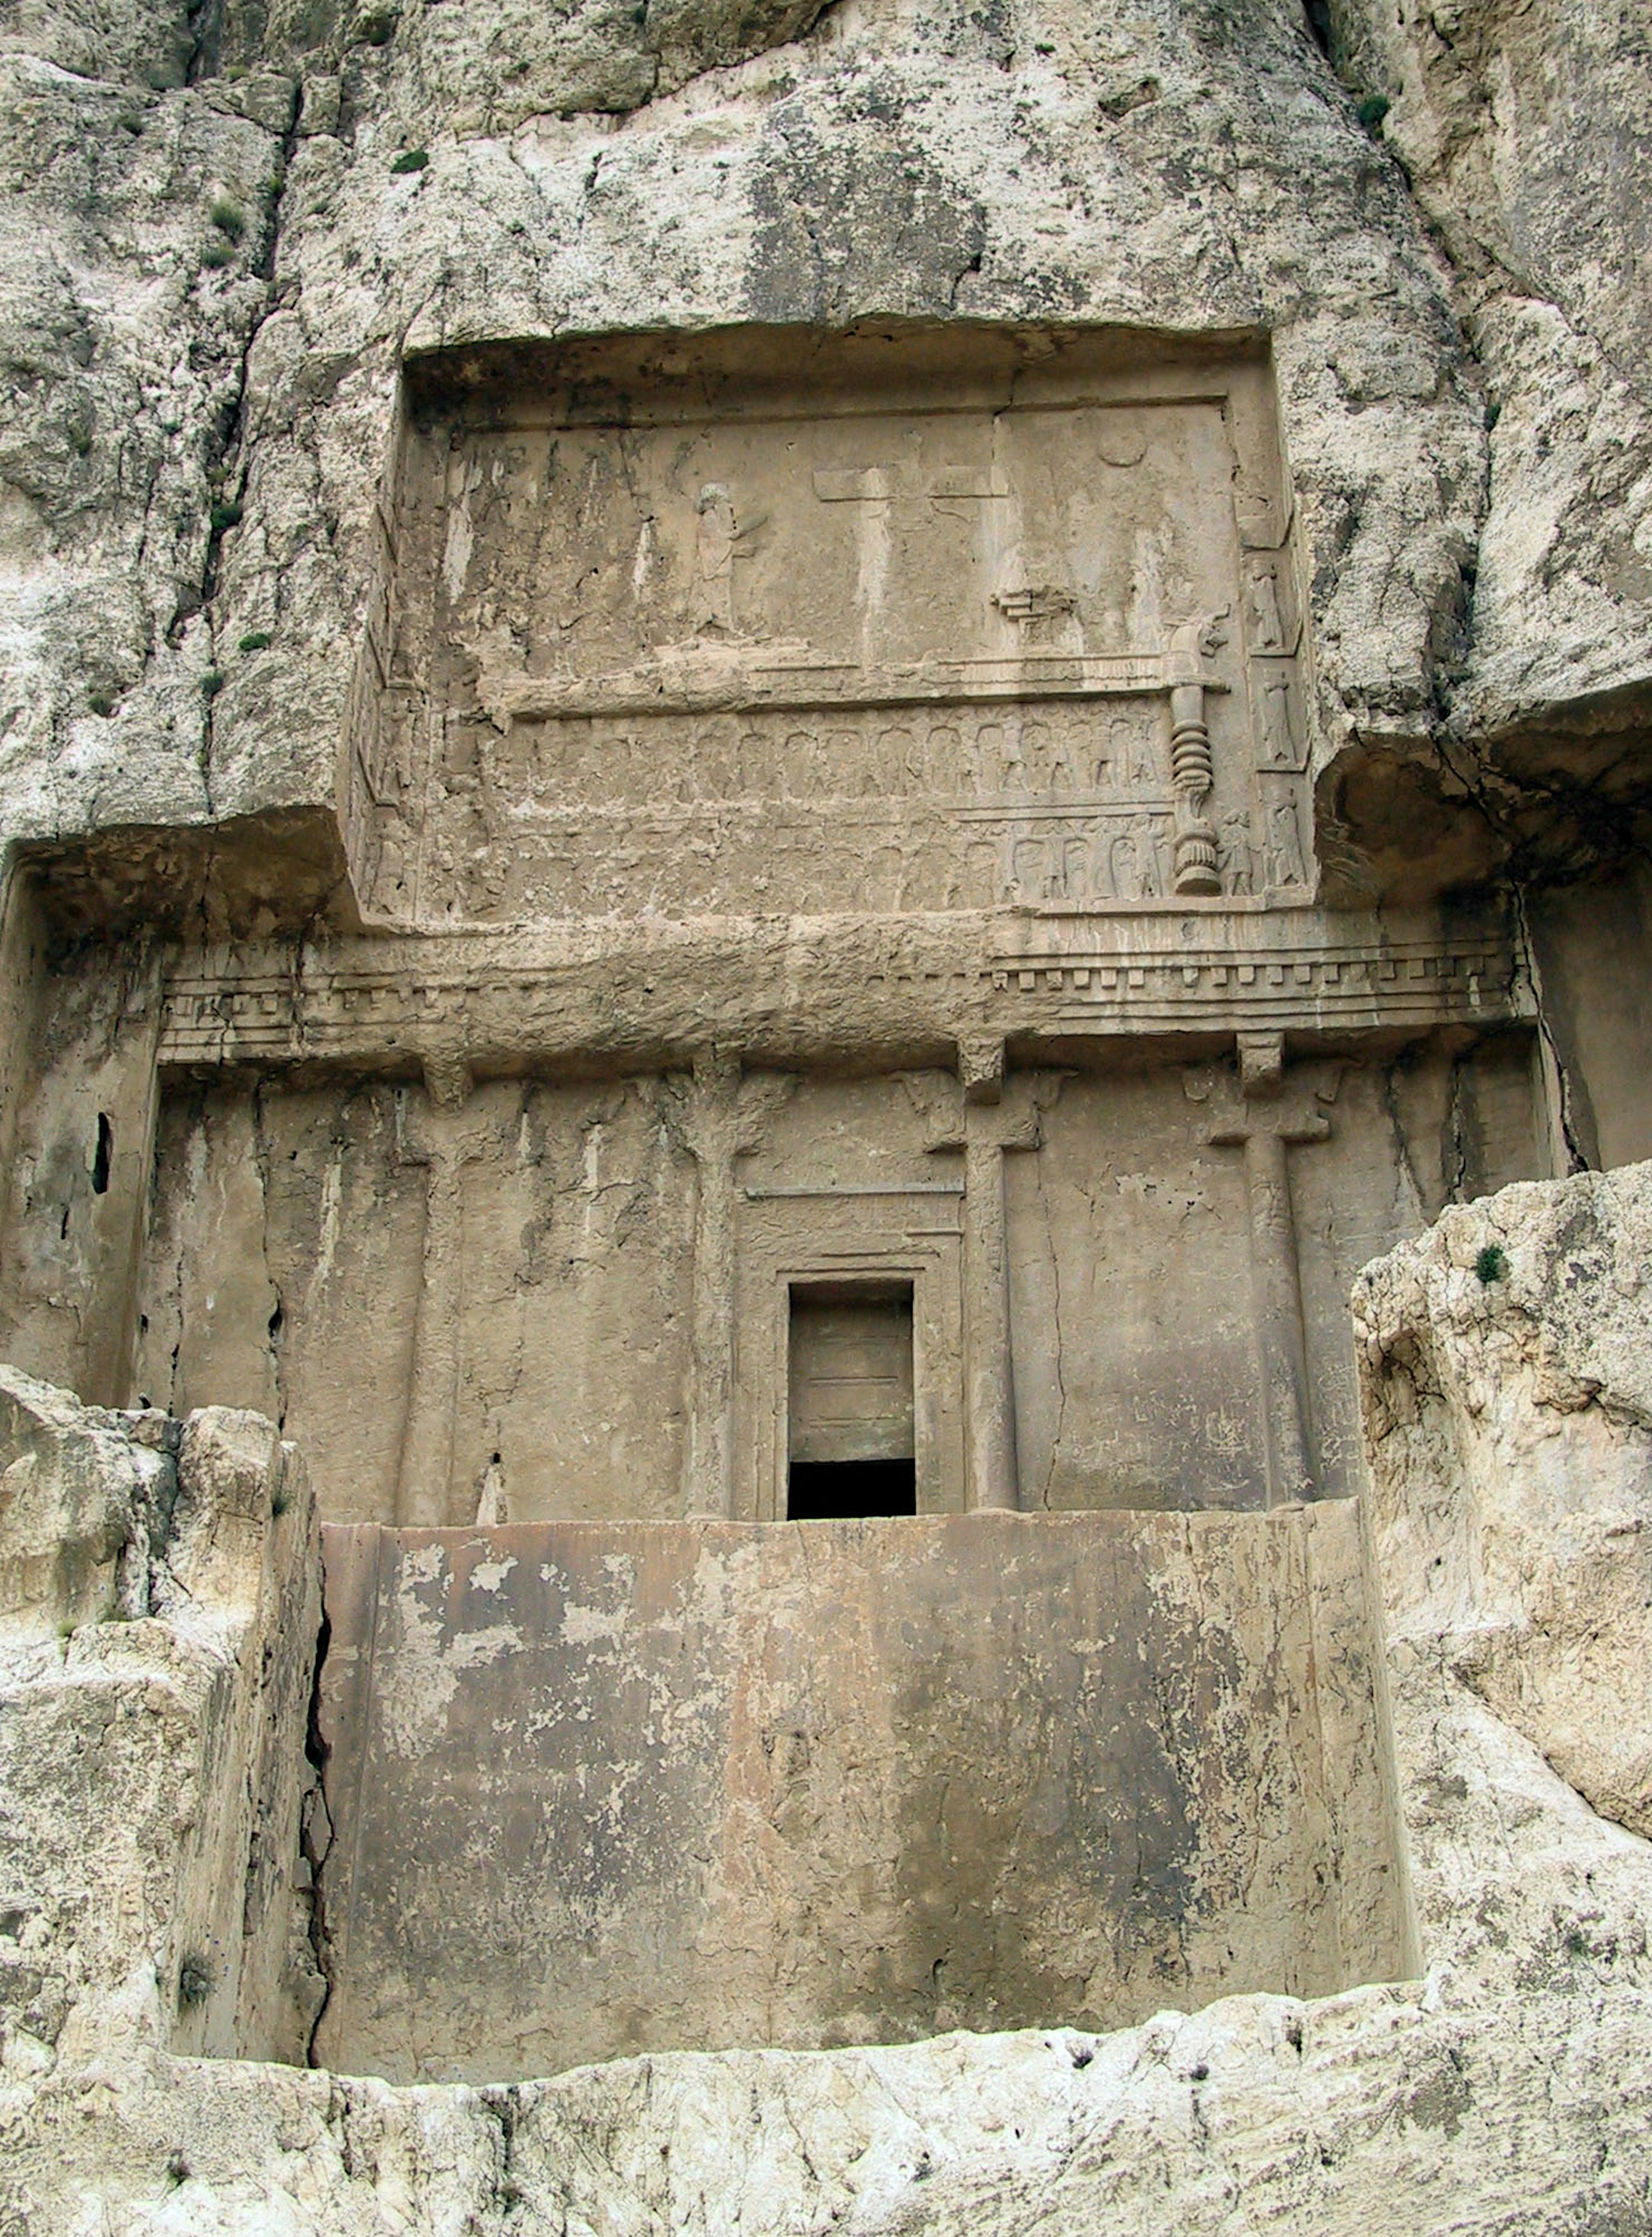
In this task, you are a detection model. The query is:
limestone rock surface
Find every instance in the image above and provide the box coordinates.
[1329,0,1652,762]
[0,28,287,841]
[0,0,1532,891]
[0,1372,324,2090]
[4,0,1646,902]
[1355,1162,1652,1842]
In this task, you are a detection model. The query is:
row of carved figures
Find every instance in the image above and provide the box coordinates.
[481,707,1176,808]
[360,798,1308,914]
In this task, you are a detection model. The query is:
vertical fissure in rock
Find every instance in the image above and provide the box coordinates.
[301,1603,336,2068]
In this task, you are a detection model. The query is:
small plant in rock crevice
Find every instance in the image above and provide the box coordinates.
[208,198,245,240]
[209,501,242,534]
[390,148,429,175]
[1356,92,1390,132]
[176,1953,215,2009]
[201,241,234,271]
[1475,1243,1509,1285]
[238,630,273,653]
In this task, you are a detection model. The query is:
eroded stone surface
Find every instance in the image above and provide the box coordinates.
[0,1371,323,2080]
[313,1504,1404,2080]
[5,1040,1529,1528]
[4,1165,1652,2230]
[1356,1160,1652,1844]
[1329,0,1652,748]
[0,0,1649,2225]
[357,331,1304,922]
[0,0,1502,879]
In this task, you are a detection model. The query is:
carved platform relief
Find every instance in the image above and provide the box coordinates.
[350,335,1313,922]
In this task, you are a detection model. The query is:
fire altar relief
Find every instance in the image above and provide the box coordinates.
[350,330,1311,923]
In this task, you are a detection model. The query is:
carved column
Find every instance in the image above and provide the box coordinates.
[928,1039,1053,1513]
[393,1057,486,1528]
[962,1122,1020,1511]
[675,1055,793,1519]
[680,1055,740,1520]
[1200,1032,1332,1508]
[1166,616,1226,897]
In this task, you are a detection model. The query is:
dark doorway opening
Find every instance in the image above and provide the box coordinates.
[787,1459,918,1520]
[786,1279,916,1520]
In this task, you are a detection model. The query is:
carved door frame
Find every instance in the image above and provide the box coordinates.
[733,1186,966,1522]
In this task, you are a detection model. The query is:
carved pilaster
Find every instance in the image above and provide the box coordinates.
[1191,1038,1336,1507]
[670,1054,794,1519]
[391,1061,487,1527]
[925,1055,1060,1513]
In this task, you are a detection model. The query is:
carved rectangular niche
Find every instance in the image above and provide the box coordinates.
[735,1182,967,1523]
[348,327,1311,924]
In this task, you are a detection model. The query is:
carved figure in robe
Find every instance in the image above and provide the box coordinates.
[692,483,766,638]
[998,721,1027,795]
[781,728,818,800]
[928,724,963,793]
[1219,810,1255,896]
[1265,798,1308,888]
[1021,721,1054,791]
[1246,561,1285,652]
[1012,837,1050,899]
[1140,815,1168,896]
[1128,723,1160,791]
[1261,675,1299,769]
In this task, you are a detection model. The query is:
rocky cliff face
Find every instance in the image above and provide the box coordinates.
[3,0,1647,902]
[0,1371,323,2085]
[2,1,1651,2227]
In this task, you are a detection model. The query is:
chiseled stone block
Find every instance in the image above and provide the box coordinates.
[314,1503,1406,2083]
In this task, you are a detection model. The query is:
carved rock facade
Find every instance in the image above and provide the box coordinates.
[0,0,1649,2224]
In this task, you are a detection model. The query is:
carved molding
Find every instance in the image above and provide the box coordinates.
[154,920,1528,1074]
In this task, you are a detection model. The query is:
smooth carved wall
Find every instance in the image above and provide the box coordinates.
[115,1043,1544,1529]
[349,329,1311,924]
[315,1503,1409,2083]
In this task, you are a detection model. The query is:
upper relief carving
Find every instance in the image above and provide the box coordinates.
[348,330,1313,924]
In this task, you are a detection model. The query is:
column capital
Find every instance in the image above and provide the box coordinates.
[668,1057,795,1163]
[393,1078,489,1168]
[956,1031,1005,1106]
[1237,1029,1284,1100]
[922,1071,1062,1157]
[1187,1054,1340,1149]
[422,1048,474,1113]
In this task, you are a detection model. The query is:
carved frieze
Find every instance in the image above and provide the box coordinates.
[347,332,1316,924]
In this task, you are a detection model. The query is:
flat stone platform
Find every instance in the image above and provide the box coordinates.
[314,1507,1406,2083]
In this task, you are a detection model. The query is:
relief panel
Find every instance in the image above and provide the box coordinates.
[121,1044,1546,1526]
[350,331,1312,923]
